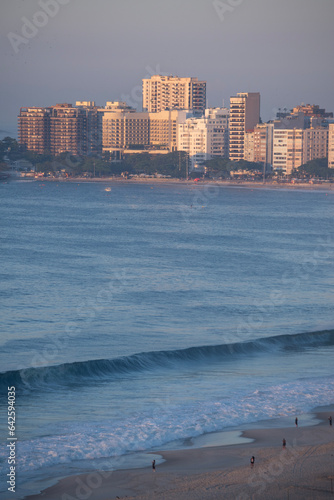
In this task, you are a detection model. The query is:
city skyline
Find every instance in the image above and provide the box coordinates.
[1,0,333,139]
[17,94,334,175]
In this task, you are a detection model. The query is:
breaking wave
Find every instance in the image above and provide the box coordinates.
[1,329,333,391]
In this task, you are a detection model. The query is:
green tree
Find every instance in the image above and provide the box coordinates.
[204,158,263,177]
[120,151,188,178]
[294,158,333,179]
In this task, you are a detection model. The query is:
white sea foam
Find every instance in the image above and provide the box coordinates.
[0,376,333,484]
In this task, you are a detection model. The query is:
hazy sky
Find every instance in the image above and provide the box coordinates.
[1,0,333,138]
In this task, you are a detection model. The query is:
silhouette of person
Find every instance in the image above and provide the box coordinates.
[329,416,332,426]
[295,417,298,427]
[282,438,286,448]
[250,456,255,467]
[152,459,156,471]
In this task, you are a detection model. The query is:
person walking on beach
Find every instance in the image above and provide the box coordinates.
[329,416,332,426]
[295,417,298,427]
[152,459,156,472]
[250,456,255,467]
[282,438,286,448]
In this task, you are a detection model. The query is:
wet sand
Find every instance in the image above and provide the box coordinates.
[24,409,334,500]
[16,174,334,191]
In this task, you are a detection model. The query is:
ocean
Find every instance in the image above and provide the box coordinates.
[0,180,333,499]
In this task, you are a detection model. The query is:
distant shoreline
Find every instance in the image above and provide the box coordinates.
[12,175,334,191]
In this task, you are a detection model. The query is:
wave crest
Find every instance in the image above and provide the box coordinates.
[1,329,333,391]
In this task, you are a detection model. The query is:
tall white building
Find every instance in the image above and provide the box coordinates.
[205,108,229,158]
[178,108,229,169]
[273,129,304,174]
[229,92,260,161]
[273,127,328,175]
[327,124,334,168]
[143,75,206,114]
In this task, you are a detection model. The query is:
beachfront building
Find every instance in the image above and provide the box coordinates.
[272,129,304,175]
[178,117,208,169]
[244,123,275,168]
[148,110,188,152]
[303,128,328,164]
[19,102,104,156]
[102,102,149,154]
[178,107,229,169]
[75,101,105,156]
[270,106,331,174]
[244,130,255,162]
[328,124,334,169]
[253,123,274,168]
[142,75,206,114]
[272,127,329,175]
[229,92,260,161]
[49,103,89,156]
[103,103,190,154]
[244,124,274,167]
[205,108,229,158]
[18,107,52,154]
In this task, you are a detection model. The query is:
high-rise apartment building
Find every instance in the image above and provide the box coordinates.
[149,110,188,152]
[178,108,229,169]
[244,124,274,168]
[103,103,189,154]
[229,92,260,161]
[272,127,328,175]
[253,123,274,167]
[273,129,304,174]
[303,128,328,163]
[18,107,51,153]
[244,130,255,162]
[102,102,148,153]
[49,104,86,156]
[75,101,104,156]
[19,102,103,156]
[205,108,229,158]
[327,124,334,169]
[142,75,206,114]
[178,118,208,168]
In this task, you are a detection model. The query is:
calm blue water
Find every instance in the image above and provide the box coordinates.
[0,180,333,498]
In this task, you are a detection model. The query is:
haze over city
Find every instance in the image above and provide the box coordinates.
[1,0,333,139]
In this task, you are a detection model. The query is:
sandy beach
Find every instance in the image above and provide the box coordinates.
[24,407,334,500]
[13,173,334,191]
